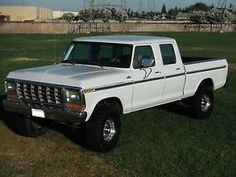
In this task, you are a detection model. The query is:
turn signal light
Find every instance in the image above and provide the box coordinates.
[7,93,17,100]
[66,103,85,110]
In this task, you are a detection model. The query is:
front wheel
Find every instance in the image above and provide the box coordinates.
[85,102,121,152]
[16,116,48,138]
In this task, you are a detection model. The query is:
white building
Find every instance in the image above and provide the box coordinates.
[0,6,53,21]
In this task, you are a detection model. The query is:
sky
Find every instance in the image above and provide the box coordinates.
[0,0,236,11]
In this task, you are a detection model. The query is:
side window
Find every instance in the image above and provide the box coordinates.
[160,44,176,65]
[133,45,155,69]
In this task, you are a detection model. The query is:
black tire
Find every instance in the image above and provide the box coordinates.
[189,85,214,118]
[85,102,121,152]
[16,116,48,138]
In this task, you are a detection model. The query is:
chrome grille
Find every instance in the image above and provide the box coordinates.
[16,82,63,105]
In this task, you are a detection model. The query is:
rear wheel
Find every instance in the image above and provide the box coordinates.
[16,116,48,137]
[189,86,214,118]
[85,102,121,152]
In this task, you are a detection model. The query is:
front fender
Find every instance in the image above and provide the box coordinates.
[84,90,128,122]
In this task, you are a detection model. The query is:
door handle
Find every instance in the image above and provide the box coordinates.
[155,71,161,74]
[176,68,181,70]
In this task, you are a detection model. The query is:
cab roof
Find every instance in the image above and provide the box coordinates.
[73,35,174,44]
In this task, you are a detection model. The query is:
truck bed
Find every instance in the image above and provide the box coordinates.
[182,56,228,98]
[182,57,222,64]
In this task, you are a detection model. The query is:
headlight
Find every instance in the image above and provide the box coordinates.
[65,89,81,103]
[5,81,16,93]
[5,81,17,100]
[64,89,85,110]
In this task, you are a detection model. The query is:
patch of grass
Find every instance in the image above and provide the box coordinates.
[0,125,117,177]
[0,33,236,177]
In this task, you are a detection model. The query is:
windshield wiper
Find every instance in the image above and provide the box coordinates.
[80,60,104,68]
[61,59,103,68]
[61,59,79,65]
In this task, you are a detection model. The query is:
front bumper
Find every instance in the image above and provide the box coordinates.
[2,99,87,124]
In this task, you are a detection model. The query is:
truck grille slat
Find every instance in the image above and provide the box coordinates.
[16,82,63,106]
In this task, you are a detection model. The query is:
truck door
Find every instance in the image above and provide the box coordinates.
[131,45,165,111]
[159,43,185,102]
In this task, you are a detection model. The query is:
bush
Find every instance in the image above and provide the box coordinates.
[190,8,232,24]
[77,9,92,22]
[190,11,206,24]
[114,10,128,22]
[206,8,231,23]
[61,13,76,22]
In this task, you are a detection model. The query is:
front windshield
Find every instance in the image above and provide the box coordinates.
[62,42,133,68]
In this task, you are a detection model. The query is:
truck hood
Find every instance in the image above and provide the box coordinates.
[7,63,130,89]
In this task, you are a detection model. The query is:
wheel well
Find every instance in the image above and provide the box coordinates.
[95,97,123,114]
[198,78,214,91]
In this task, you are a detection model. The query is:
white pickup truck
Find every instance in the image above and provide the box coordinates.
[3,35,228,152]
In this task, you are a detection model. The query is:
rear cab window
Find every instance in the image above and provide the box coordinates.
[160,44,176,65]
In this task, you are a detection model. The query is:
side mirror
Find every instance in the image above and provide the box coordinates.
[141,58,154,68]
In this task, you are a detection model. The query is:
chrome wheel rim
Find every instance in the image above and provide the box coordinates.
[103,119,116,142]
[201,95,211,112]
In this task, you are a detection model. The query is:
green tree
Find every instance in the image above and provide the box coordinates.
[206,8,231,23]
[167,6,180,19]
[61,13,76,22]
[161,4,167,14]
[114,9,128,22]
[185,2,211,12]
[98,8,112,23]
[190,11,206,24]
[77,9,92,22]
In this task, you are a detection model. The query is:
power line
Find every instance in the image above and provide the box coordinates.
[217,0,228,9]
[147,0,156,12]
[83,0,127,9]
